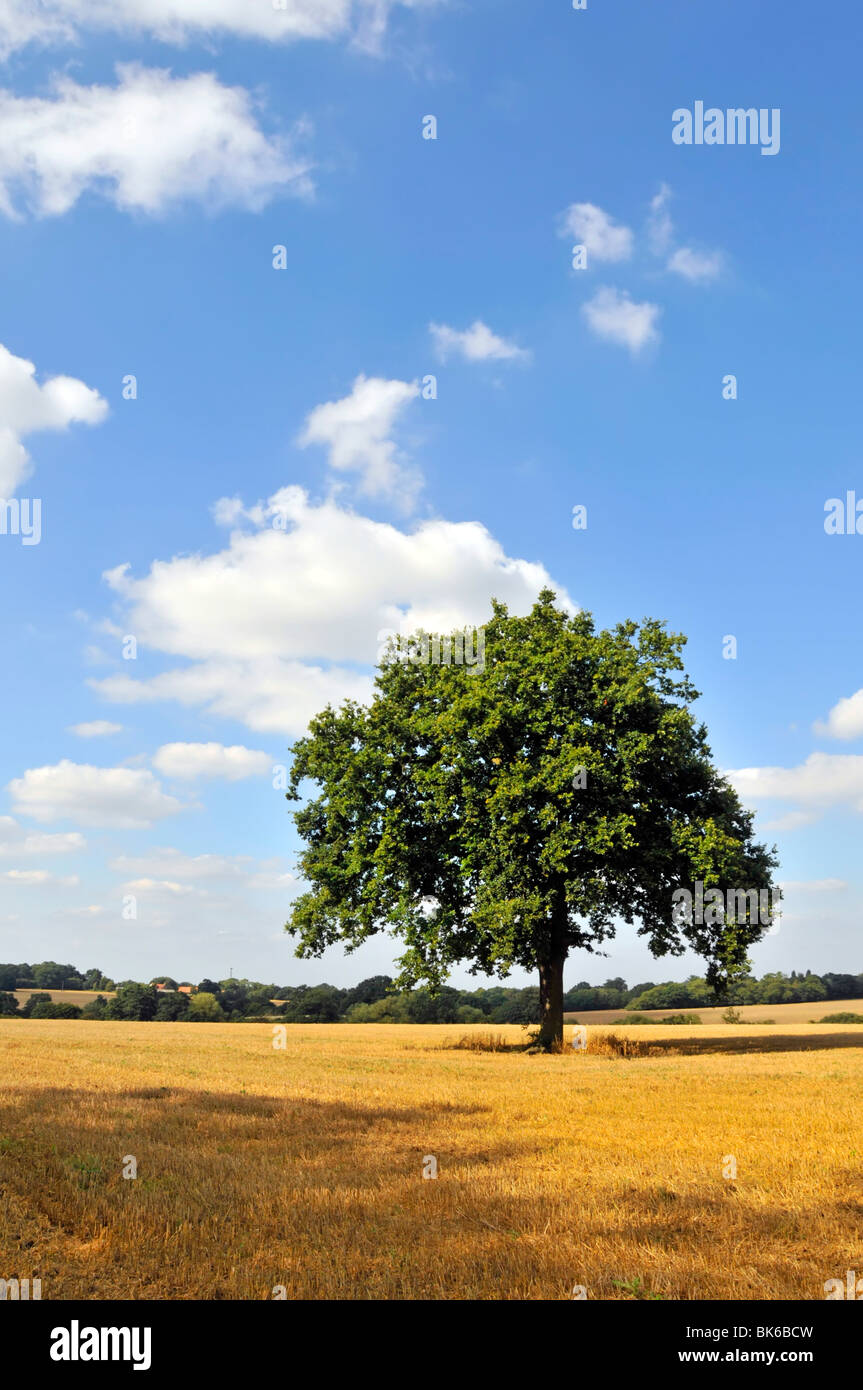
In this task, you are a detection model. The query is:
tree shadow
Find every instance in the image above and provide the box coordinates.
[632,1030,863,1056]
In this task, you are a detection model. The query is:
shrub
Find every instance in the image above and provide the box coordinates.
[28,1001,82,1019]
[817,1012,863,1024]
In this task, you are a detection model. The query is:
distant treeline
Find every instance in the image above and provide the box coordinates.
[1,961,862,1023]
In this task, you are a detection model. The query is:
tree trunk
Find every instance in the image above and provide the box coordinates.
[537,948,566,1050]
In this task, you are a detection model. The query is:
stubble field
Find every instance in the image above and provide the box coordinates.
[0,1019,861,1301]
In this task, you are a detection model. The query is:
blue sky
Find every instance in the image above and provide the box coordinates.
[0,0,861,989]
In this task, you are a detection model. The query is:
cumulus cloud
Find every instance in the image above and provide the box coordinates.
[814,688,863,741]
[122,877,201,896]
[727,753,863,826]
[0,0,439,57]
[559,202,633,263]
[68,720,123,738]
[429,320,530,364]
[0,868,79,886]
[646,185,723,282]
[667,246,723,283]
[153,742,271,781]
[110,848,253,881]
[0,342,107,496]
[582,287,661,354]
[0,64,313,220]
[7,760,187,828]
[90,485,573,736]
[0,816,85,856]
[298,374,421,507]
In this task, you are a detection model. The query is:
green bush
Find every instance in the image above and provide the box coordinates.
[28,1001,82,1019]
[817,1012,863,1024]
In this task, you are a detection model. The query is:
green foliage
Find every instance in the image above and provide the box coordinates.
[818,1012,863,1023]
[28,1000,82,1019]
[285,591,778,1051]
[187,991,225,1022]
[0,991,19,1016]
[80,995,110,1020]
[154,992,191,1021]
[20,992,53,1017]
[105,983,159,1021]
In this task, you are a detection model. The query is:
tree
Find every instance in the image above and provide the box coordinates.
[154,992,191,1021]
[21,992,53,1017]
[32,961,72,989]
[80,995,109,1020]
[106,983,159,1021]
[0,991,19,1016]
[188,991,225,1022]
[285,592,779,1049]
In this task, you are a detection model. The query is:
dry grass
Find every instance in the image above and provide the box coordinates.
[565,996,863,1026]
[12,989,116,1006]
[1,1019,862,1301]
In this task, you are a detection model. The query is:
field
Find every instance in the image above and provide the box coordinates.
[1,1018,861,1301]
[566,997,863,1025]
[12,989,116,1007]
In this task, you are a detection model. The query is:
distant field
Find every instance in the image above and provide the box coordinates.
[565,997,863,1025]
[1,1019,861,1300]
[12,989,116,1006]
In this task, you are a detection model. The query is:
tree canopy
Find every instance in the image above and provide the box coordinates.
[285,591,779,1047]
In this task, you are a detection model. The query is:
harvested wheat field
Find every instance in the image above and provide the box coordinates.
[1,1019,861,1301]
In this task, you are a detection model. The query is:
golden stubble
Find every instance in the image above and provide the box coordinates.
[0,1020,861,1300]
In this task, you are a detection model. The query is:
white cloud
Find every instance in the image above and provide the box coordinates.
[0,64,312,220]
[122,877,200,896]
[667,246,723,283]
[559,202,633,263]
[68,720,123,738]
[298,374,421,507]
[110,848,253,881]
[761,810,818,833]
[582,287,661,354]
[0,869,78,886]
[647,183,674,255]
[0,342,107,496]
[153,742,271,781]
[0,0,439,57]
[727,753,863,825]
[90,485,573,736]
[429,320,530,364]
[7,760,187,828]
[0,816,85,856]
[815,689,863,741]
[646,185,723,282]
